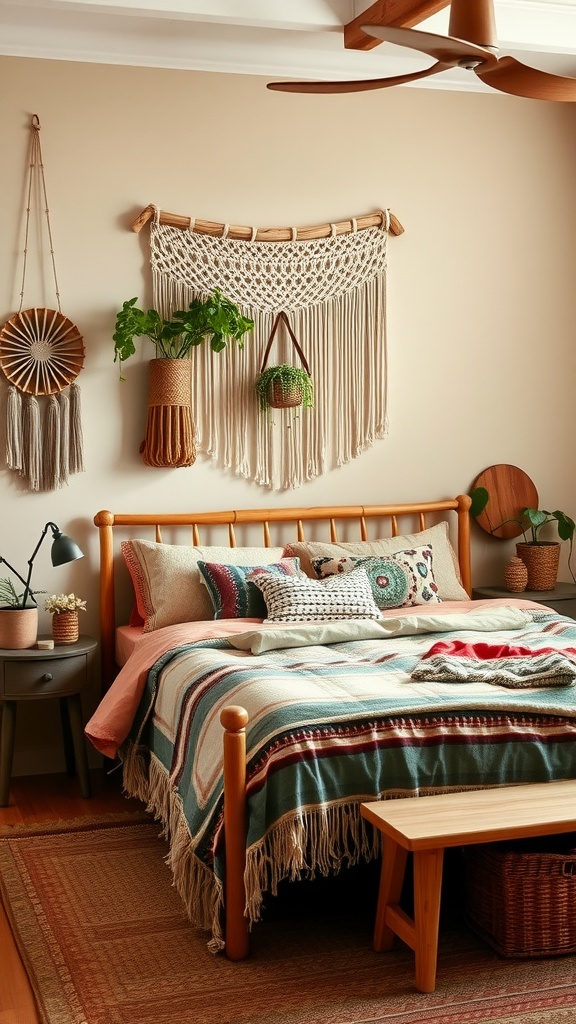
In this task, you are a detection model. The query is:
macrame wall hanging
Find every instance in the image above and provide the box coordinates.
[132,204,404,490]
[0,114,85,492]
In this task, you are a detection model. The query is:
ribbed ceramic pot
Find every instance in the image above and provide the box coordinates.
[52,610,79,645]
[515,542,560,591]
[0,607,38,649]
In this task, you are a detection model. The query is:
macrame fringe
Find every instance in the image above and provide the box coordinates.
[43,393,61,490]
[151,220,388,489]
[6,386,22,470]
[24,395,42,491]
[120,739,383,953]
[4,384,85,491]
[69,381,85,473]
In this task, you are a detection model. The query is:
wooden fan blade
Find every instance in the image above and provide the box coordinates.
[267,61,450,95]
[476,56,576,102]
[361,25,494,67]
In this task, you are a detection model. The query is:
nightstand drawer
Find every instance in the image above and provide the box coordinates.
[3,655,87,697]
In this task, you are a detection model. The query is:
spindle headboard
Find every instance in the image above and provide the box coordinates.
[93,496,472,689]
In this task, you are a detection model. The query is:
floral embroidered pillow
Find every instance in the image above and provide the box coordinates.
[312,547,441,607]
[312,555,411,610]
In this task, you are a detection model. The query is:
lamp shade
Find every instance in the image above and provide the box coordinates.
[50,530,84,567]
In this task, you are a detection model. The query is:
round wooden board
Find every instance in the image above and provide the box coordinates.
[471,464,538,540]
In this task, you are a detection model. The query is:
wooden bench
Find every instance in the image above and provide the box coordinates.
[361,780,576,993]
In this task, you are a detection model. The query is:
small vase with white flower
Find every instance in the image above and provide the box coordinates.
[45,593,87,645]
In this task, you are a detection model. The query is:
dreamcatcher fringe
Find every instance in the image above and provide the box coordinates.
[43,394,61,490]
[151,215,388,489]
[4,386,85,491]
[6,387,22,471]
[68,382,85,474]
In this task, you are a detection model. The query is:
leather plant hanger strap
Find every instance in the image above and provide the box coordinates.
[260,311,311,375]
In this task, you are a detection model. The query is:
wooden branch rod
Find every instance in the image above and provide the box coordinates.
[131,204,404,239]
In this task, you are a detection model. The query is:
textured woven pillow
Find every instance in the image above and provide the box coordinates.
[312,555,412,610]
[197,558,302,619]
[122,540,285,631]
[283,521,468,601]
[248,565,382,623]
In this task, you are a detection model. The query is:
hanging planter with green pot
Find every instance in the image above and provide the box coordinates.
[255,311,314,413]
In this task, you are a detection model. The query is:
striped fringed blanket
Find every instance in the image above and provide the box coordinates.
[120,606,576,950]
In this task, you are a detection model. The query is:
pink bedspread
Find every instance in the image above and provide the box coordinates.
[85,599,544,759]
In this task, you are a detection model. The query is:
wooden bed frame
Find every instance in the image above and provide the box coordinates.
[93,496,472,958]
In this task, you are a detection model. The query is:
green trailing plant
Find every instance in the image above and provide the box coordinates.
[470,487,576,583]
[113,289,254,377]
[255,364,314,412]
[0,577,44,610]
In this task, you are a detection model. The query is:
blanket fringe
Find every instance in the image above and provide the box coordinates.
[121,741,384,948]
[121,743,225,951]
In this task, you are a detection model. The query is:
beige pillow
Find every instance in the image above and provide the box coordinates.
[283,522,468,602]
[122,540,285,631]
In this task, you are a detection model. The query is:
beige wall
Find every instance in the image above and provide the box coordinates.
[1,55,576,773]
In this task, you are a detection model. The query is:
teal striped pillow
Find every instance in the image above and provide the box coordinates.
[197,558,301,619]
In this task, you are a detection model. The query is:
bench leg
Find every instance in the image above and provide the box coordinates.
[373,838,408,952]
[413,848,444,993]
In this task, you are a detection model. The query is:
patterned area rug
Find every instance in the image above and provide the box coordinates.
[1,815,576,1024]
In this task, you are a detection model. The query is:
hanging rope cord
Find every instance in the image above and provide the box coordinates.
[18,114,61,315]
[2,114,85,490]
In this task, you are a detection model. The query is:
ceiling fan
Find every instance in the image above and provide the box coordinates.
[267,0,576,101]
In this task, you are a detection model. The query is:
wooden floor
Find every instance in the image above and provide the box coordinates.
[0,768,144,1024]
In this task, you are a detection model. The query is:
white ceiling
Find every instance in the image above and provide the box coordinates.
[2,0,576,95]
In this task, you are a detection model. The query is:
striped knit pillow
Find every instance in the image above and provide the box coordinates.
[248,565,382,623]
[197,558,302,619]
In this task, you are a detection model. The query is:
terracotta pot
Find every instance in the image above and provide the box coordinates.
[52,610,79,645]
[0,607,38,649]
[515,542,560,591]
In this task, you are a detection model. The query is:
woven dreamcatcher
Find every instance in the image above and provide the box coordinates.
[0,114,85,491]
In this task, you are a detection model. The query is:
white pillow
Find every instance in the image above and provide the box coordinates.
[122,540,285,631]
[284,522,468,601]
[248,565,383,623]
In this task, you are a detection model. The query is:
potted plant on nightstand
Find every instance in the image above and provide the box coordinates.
[470,488,576,590]
[0,578,43,650]
[113,289,254,468]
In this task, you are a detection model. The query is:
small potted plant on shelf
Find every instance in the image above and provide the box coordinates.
[470,488,576,589]
[113,289,253,468]
[45,593,87,645]
[255,364,314,412]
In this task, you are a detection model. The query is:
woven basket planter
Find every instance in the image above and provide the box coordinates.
[515,542,560,591]
[140,359,196,468]
[52,610,79,645]
[0,607,38,650]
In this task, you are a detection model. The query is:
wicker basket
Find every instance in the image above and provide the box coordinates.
[464,838,576,957]
[515,542,560,591]
[52,610,79,645]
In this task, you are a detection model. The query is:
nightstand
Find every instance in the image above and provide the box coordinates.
[0,635,97,807]
[473,582,576,621]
